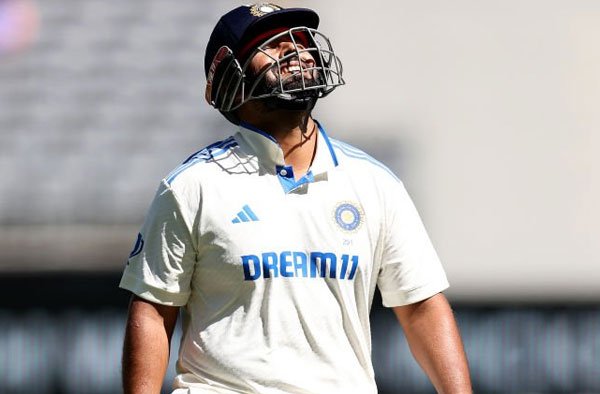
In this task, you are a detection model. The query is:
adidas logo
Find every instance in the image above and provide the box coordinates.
[232,204,259,223]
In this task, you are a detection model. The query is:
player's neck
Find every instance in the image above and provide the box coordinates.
[274,117,317,179]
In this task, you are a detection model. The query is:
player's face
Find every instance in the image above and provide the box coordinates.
[247,34,319,92]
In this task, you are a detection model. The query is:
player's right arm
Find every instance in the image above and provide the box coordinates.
[122,295,179,394]
[120,180,197,392]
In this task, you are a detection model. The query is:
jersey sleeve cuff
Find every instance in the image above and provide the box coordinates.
[119,272,191,307]
[380,279,450,307]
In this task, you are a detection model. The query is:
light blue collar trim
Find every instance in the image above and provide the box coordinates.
[311,120,339,172]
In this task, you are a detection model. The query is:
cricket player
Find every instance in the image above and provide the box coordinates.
[120,3,472,393]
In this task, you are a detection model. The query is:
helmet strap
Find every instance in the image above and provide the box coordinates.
[261,90,318,112]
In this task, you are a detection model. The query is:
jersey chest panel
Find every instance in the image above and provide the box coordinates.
[193,171,382,298]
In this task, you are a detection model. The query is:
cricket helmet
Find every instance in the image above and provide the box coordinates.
[204,3,344,123]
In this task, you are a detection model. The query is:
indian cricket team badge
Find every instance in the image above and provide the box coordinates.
[333,202,364,232]
[249,3,282,17]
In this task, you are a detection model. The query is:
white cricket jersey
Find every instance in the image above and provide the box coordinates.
[120,121,449,394]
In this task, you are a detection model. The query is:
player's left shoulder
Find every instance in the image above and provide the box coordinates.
[329,137,401,184]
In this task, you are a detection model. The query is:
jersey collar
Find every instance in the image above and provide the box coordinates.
[235,120,339,192]
[235,120,338,174]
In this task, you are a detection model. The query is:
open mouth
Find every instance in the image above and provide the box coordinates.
[280,59,313,76]
[284,65,302,73]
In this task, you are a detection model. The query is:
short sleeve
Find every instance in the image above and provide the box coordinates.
[377,180,449,307]
[119,180,197,306]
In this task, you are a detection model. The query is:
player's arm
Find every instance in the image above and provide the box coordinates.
[122,294,180,394]
[393,293,472,394]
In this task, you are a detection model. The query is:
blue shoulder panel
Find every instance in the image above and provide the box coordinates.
[166,137,238,184]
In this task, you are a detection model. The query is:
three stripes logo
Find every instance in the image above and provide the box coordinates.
[232,204,259,224]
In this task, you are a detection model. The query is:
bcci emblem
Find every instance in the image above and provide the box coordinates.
[249,3,282,17]
[333,202,364,232]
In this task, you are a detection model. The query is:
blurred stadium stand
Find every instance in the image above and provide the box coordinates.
[0,0,224,227]
[1,274,599,394]
[0,0,231,271]
[0,1,598,393]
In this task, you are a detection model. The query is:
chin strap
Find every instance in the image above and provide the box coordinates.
[262,90,319,112]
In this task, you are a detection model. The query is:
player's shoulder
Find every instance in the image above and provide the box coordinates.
[329,137,401,184]
[164,135,240,187]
